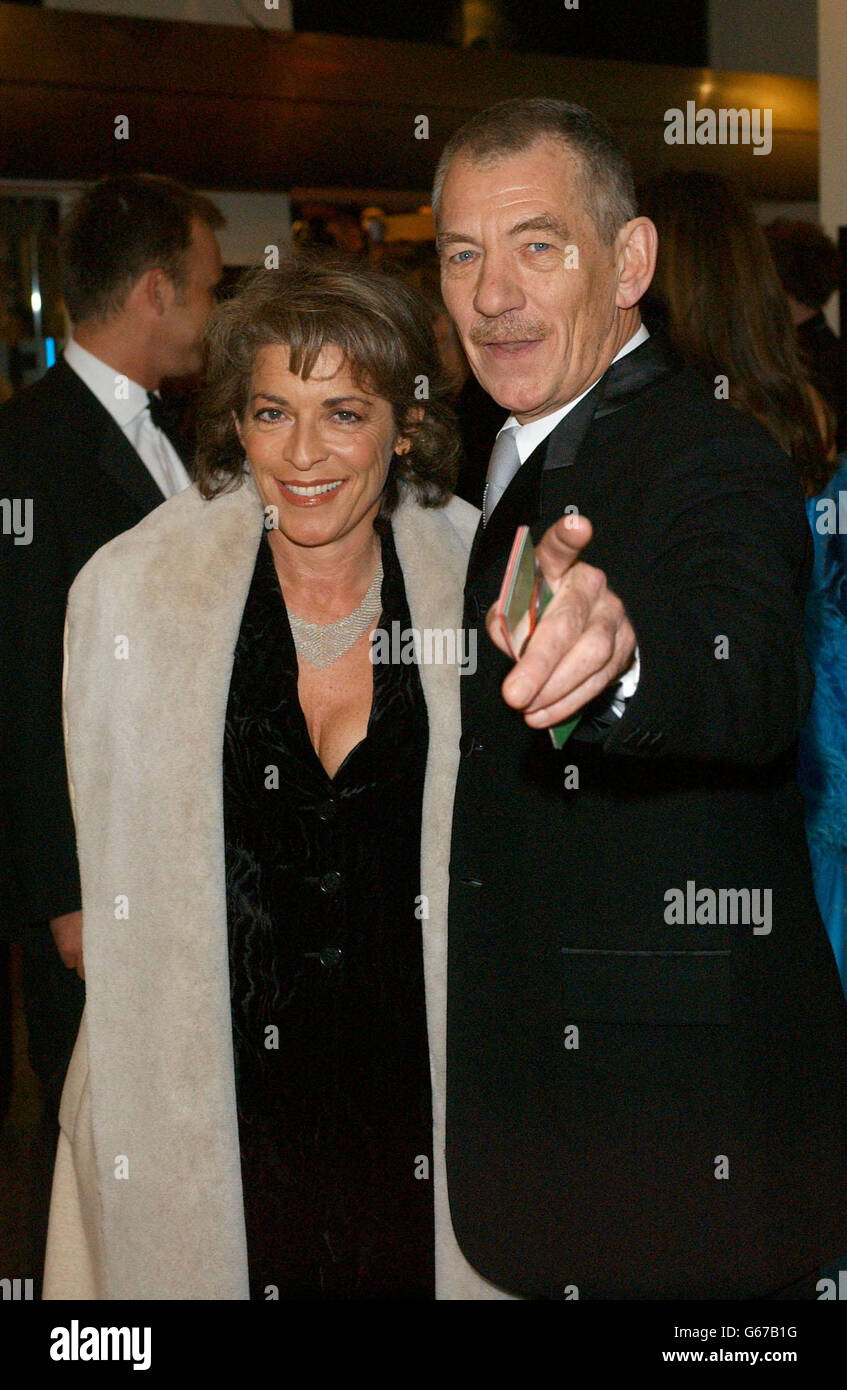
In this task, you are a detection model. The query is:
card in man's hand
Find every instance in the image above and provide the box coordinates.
[497,525,581,750]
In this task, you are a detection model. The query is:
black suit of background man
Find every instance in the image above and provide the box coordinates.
[447,332,847,1299]
[0,358,172,1114]
[0,175,221,1142]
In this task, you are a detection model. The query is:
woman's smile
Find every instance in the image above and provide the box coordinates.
[276,477,346,505]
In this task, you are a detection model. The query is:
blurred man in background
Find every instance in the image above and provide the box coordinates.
[0,174,223,1128]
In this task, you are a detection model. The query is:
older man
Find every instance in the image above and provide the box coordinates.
[436,98,847,1300]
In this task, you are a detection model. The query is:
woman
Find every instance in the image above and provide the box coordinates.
[639,170,835,492]
[639,171,846,995]
[42,258,508,1300]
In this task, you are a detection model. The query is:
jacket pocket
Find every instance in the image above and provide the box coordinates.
[559,947,732,1026]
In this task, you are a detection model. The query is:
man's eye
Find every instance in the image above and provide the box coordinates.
[528,242,552,252]
[451,249,475,264]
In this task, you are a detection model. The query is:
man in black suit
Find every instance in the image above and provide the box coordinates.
[435,98,847,1299]
[0,174,223,1119]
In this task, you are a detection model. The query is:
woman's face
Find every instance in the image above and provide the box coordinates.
[236,342,411,550]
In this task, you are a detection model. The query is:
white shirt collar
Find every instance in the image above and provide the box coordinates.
[63,337,151,427]
[501,322,650,464]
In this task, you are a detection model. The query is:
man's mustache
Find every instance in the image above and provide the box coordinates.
[468,317,548,347]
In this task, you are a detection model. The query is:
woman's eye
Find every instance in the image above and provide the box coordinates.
[332,410,362,423]
[255,408,282,422]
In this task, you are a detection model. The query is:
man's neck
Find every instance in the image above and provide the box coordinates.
[72,321,161,391]
[607,307,643,364]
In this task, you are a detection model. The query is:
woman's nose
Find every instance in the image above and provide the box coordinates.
[283,419,327,470]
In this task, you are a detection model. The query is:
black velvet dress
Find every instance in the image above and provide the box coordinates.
[222,525,434,1300]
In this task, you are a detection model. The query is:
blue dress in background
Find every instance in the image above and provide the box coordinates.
[798,456,847,996]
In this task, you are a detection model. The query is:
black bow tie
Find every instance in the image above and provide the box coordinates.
[147,390,184,436]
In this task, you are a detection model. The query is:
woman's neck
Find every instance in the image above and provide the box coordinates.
[267,518,383,623]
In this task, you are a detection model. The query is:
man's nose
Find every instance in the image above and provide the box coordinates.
[472,252,524,320]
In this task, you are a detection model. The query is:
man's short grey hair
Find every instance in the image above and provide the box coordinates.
[432,97,636,245]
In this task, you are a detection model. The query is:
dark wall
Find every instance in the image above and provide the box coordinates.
[291,0,708,67]
[291,0,462,45]
[500,2,708,65]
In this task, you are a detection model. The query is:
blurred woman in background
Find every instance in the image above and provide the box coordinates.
[640,170,846,995]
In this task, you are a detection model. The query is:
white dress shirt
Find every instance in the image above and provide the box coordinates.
[63,338,191,500]
[493,322,650,711]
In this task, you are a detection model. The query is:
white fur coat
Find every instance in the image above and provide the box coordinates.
[42,474,513,1300]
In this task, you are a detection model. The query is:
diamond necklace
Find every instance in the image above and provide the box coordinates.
[287,562,384,669]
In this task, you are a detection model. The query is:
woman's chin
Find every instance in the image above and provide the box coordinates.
[272,512,363,550]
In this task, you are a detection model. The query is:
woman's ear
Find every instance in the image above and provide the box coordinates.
[396,404,425,455]
[233,407,245,450]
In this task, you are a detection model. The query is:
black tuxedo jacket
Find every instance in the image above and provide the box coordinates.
[447,331,847,1299]
[0,358,167,935]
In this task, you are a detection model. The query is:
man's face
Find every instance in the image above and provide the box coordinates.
[162,217,222,376]
[437,140,625,422]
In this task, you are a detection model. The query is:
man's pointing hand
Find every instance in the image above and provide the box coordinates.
[485,513,637,730]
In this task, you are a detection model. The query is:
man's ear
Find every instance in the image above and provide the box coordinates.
[130,266,173,319]
[614,217,658,310]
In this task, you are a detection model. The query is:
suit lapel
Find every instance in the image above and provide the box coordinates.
[95,419,167,513]
[56,357,167,513]
[589,328,678,424]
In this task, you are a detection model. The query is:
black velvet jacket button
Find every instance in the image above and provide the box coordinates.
[320,870,342,895]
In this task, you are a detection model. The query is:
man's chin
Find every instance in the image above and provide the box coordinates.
[480,382,549,419]
[471,365,546,417]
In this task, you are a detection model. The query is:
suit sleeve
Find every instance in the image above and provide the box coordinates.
[602,433,813,766]
[0,446,81,930]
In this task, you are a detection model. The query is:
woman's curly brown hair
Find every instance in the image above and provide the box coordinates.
[639,171,835,496]
[195,254,462,519]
